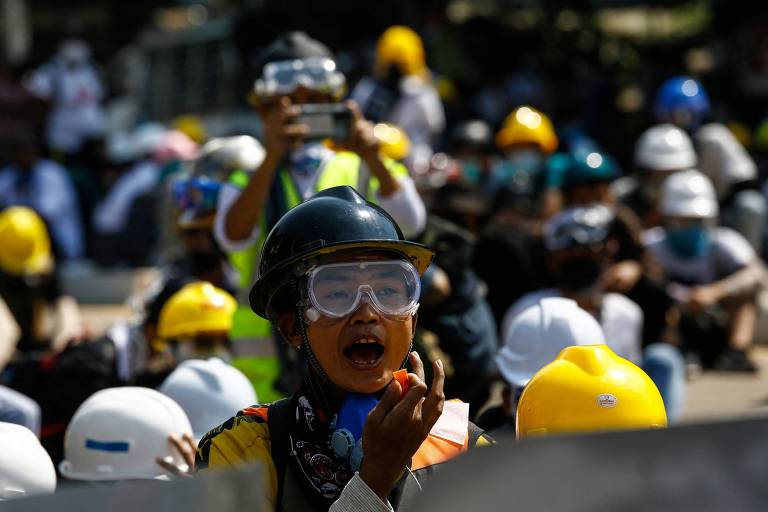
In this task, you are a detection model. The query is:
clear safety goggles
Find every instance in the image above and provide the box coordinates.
[254,58,346,99]
[543,204,614,251]
[304,260,421,320]
[172,177,220,213]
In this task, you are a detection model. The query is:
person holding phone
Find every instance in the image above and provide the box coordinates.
[197,187,490,511]
[214,32,426,395]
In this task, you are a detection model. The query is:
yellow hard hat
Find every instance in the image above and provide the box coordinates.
[157,282,236,340]
[373,123,411,161]
[516,345,667,439]
[0,207,53,276]
[172,115,207,145]
[496,106,558,153]
[375,26,426,77]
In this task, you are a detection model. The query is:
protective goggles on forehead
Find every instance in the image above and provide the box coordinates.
[172,177,220,213]
[303,260,421,321]
[253,57,346,99]
[543,205,614,251]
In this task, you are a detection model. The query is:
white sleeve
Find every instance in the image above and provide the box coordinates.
[213,183,262,253]
[329,473,394,512]
[376,176,426,238]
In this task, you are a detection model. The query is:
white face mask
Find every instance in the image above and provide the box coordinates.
[289,142,333,176]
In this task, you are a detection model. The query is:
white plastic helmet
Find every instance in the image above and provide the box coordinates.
[496,298,606,387]
[133,122,169,157]
[660,169,718,218]
[59,387,193,481]
[193,136,266,181]
[159,358,257,439]
[634,124,697,172]
[0,423,56,499]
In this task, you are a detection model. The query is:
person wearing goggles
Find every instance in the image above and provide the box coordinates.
[197,187,491,511]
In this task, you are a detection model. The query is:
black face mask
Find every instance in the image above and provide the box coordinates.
[553,257,603,293]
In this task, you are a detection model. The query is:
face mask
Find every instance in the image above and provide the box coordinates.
[290,142,332,176]
[461,158,482,183]
[330,393,379,472]
[554,256,604,293]
[666,225,711,259]
[506,149,543,174]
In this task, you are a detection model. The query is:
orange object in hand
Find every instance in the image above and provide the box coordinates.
[393,369,409,398]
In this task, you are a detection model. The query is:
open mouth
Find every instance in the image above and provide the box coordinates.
[343,338,385,367]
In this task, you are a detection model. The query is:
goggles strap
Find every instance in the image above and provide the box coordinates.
[293,277,329,382]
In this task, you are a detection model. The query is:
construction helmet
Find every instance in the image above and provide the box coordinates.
[171,175,221,230]
[660,169,718,219]
[373,123,411,161]
[171,115,207,145]
[543,204,615,252]
[516,345,667,438]
[654,76,711,127]
[157,282,237,340]
[0,207,52,276]
[496,106,558,153]
[159,358,257,439]
[634,124,697,172]
[375,26,427,77]
[60,387,193,481]
[498,298,605,388]
[249,186,434,320]
[0,423,56,499]
[560,151,620,189]
[193,136,266,181]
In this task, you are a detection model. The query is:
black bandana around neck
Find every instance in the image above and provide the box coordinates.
[285,377,354,509]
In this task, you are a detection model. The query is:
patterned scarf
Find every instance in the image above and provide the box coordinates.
[285,380,355,509]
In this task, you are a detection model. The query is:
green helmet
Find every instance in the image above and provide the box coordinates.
[249,186,434,319]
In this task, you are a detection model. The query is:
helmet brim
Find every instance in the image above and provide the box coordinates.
[249,239,434,319]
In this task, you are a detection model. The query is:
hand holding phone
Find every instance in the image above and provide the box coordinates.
[295,103,353,141]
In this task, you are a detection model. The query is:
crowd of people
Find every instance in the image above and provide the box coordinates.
[0,22,765,510]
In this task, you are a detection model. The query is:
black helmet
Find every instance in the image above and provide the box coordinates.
[451,120,493,151]
[254,31,336,77]
[249,186,434,319]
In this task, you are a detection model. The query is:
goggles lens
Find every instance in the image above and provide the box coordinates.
[257,58,345,97]
[307,260,421,319]
[172,177,220,213]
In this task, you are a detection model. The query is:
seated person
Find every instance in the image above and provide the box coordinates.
[643,169,762,372]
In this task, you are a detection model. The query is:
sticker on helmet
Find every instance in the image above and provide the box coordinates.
[596,394,618,408]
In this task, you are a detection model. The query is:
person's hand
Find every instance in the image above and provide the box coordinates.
[601,260,643,293]
[261,97,308,161]
[359,352,445,502]
[156,433,197,478]
[342,100,381,163]
[687,284,723,312]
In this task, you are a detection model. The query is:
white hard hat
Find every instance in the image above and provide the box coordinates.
[159,358,257,439]
[59,387,193,481]
[660,169,718,218]
[496,298,606,387]
[634,124,697,171]
[133,122,169,157]
[193,136,265,180]
[0,423,56,499]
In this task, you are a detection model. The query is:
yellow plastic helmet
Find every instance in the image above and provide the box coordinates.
[516,345,667,439]
[157,282,236,340]
[496,106,559,153]
[375,26,426,77]
[0,207,53,276]
[171,115,207,145]
[373,123,412,161]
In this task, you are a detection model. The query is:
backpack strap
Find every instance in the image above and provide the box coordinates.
[267,397,294,512]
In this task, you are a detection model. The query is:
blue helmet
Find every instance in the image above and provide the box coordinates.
[560,151,620,189]
[654,76,711,127]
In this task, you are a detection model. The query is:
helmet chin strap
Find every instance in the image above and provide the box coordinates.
[292,277,329,382]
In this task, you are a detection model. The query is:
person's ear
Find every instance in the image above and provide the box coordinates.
[277,312,303,348]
